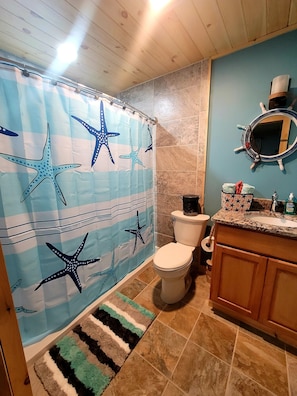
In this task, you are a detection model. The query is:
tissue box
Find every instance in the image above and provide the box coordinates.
[221,191,253,211]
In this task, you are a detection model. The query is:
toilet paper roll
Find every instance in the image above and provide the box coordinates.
[201,236,214,253]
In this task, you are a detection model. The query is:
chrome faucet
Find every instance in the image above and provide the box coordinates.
[271,191,278,212]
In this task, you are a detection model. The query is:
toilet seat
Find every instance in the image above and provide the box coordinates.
[154,243,193,271]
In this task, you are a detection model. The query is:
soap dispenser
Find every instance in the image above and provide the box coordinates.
[284,192,296,215]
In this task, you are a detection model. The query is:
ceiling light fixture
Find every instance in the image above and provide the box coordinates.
[57,42,78,64]
[150,0,171,11]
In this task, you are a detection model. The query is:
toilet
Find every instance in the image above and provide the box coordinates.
[153,210,210,304]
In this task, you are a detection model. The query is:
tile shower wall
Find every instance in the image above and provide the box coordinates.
[118,59,210,248]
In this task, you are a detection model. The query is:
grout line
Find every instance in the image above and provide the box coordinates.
[228,367,278,396]
[133,349,187,396]
[160,380,187,396]
[130,270,291,396]
[227,329,282,396]
[285,349,292,396]
[29,264,293,396]
[224,325,239,395]
[168,307,202,383]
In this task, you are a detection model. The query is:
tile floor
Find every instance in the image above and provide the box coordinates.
[29,261,297,396]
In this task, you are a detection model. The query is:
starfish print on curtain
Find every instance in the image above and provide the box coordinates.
[90,250,118,292]
[125,210,146,253]
[71,101,120,166]
[145,125,153,152]
[0,124,81,205]
[11,279,36,314]
[0,125,18,137]
[119,128,145,171]
[35,233,101,293]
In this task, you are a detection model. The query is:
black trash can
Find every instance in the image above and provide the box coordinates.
[182,195,200,216]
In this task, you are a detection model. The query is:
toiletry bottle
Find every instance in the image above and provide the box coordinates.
[284,192,296,215]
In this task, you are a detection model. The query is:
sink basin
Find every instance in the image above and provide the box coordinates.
[248,214,297,228]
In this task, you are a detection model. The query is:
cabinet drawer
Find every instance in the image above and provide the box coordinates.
[215,223,297,264]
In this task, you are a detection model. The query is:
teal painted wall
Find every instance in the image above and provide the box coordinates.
[205,30,297,217]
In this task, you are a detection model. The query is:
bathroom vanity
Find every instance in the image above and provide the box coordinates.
[210,209,297,348]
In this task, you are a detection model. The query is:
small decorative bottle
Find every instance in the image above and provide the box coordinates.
[284,192,296,215]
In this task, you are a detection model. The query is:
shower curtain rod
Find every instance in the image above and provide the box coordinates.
[0,57,157,124]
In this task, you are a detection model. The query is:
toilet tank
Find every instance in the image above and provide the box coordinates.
[171,210,209,247]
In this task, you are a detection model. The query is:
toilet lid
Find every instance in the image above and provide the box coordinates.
[154,243,193,270]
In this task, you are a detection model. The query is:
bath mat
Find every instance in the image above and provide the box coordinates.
[34,291,155,396]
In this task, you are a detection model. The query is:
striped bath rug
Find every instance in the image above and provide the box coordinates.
[34,291,155,396]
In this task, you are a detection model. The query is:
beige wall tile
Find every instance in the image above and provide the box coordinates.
[156,232,174,248]
[154,63,202,94]
[156,117,199,147]
[156,171,197,196]
[156,146,198,172]
[118,59,211,248]
[154,87,201,122]
[156,213,173,236]
[156,193,182,215]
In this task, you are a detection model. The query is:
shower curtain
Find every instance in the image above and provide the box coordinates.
[0,65,155,346]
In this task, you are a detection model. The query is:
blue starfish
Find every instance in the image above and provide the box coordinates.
[35,233,100,293]
[119,129,145,171]
[0,124,81,205]
[90,250,116,279]
[11,278,22,293]
[11,279,36,314]
[71,101,120,166]
[125,211,145,253]
[145,125,153,152]
[90,250,117,292]
[0,125,18,136]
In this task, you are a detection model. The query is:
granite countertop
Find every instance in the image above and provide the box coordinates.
[212,209,297,239]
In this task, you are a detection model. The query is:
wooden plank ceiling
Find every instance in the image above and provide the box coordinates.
[0,0,296,96]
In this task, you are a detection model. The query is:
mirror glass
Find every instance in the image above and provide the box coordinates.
[251,115,297,156]
[236,107,297,171]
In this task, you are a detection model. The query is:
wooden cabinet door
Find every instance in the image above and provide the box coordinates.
[259,258,297,338]
[210,244,267,319]
[0,244,32,396]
